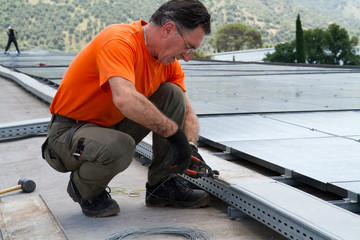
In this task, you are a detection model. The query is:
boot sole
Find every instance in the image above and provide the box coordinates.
[83,204,120,218]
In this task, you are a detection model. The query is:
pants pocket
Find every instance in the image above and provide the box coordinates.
[41,138,68,173]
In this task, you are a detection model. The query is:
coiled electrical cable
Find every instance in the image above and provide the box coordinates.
[105,226,213,240]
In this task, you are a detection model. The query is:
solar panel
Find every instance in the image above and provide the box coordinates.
[2,53,360,201]
[199,112,360,197]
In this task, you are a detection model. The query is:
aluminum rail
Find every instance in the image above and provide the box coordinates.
[135,141,360,240]
[0,118,49,140]
[0,66,55,104]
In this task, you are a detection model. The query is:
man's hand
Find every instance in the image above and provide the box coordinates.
[187,142,206,178]
[166,128,191,174]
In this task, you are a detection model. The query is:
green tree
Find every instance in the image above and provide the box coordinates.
[263,40,296,63]
[345,36,360,65]
[243,28,264,49]
[265,22,360,65]
[296,14,305,63]
[210,23,263,52]
[303,28,329,64]
[325,23,359,65]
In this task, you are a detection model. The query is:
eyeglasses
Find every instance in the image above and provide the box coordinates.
[176,27,197,55]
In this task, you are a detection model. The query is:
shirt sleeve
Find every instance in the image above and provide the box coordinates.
[96,39,136,89]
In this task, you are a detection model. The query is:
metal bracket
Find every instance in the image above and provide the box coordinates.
[347,190,359,202]
[228,206,248,220]
[329,199,360,213]
[283,168,293,178]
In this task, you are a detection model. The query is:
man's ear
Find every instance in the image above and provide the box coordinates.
[162,22,176,37]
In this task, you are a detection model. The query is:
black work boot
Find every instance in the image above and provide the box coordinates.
[67,174,120,217]
[145,176,210,208]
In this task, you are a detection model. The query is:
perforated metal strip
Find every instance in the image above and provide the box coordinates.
[135,141,344,240]
[183,175,331,240]
[0,120,49,140]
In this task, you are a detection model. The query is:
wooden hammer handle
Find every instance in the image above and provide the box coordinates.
[0,185,21,195]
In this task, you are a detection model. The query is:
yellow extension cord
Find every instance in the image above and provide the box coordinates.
[109,187,146,198]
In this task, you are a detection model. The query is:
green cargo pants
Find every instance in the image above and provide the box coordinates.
[43,82,186,200]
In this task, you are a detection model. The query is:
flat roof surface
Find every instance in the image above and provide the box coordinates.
[1,51,360,239]
[0,52,286,240]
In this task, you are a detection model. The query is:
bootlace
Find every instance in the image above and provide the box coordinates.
[88,187,112,205]
[173,177,192,194]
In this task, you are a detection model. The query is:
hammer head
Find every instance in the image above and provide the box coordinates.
[18,178,36,193]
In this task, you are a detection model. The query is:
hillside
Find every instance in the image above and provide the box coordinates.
[1,0,360,53]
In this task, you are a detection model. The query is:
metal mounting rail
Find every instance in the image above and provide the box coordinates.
[0,66,56,104]
[135,141,360,240]
[183,176,334,240]
[0,118,49,141]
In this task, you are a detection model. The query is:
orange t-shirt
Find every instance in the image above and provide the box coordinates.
[50,20,185,127]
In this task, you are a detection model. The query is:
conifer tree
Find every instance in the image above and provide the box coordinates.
[296,14,306,63]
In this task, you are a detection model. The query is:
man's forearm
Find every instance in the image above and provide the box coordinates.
[109,77,178,138]
[123,90,178,137]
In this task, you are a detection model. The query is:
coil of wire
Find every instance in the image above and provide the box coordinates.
[105,226,213,240]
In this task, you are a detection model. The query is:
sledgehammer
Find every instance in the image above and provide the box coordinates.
[0,178,36,195]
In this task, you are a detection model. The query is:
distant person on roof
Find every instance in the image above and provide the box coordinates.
[42,0,212,218]
[4,27,20,55]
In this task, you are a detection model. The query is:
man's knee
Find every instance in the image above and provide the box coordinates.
[151,83,186,121]
[160,82,186,105]
[110,134,135,172]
